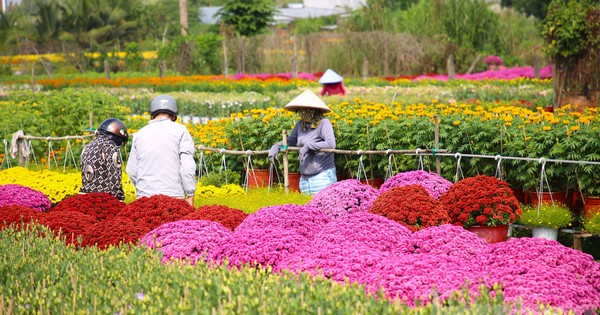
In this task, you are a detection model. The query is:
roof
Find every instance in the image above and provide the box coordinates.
[198,5,349,25]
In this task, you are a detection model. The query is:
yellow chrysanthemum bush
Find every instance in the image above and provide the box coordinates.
[0,167,80,204]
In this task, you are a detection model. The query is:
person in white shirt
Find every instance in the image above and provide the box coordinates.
[126,95,197,206]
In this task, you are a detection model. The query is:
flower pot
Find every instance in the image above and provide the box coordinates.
[531,227,558,241]
[246,169,273,188]
[528,191,567,208]
[465,225,509,244]
[359,178,384,189]
[510,187,528,204]
[288,172,301,192]
[582,195,600,218]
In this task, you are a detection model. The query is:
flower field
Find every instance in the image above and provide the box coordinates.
[1,74,600,313]
[1,170,599,314]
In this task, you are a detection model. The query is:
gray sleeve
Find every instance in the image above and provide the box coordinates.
[304,119,336,151]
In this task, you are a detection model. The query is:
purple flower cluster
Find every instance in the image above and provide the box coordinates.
[484,55,503,65]
[140,220,233,265]
[308,179,379,219]
[479,237,600,292]
[413,65,553,81]
[0,184,51,212]
[379,171,452,200]
[363,253,486,306]
[234,204,330,239]
[210,228,309,269]
[276,241,389,285]
[313,212,411,253]
[397,224,488,259]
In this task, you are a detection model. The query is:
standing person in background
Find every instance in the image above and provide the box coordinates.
[126,95,197,206]
[80,118,129,201]
[319,69,347,96]
[268,89,337,195]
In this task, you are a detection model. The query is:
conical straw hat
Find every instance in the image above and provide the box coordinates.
[284,89,331,113]
[318,69,343,84]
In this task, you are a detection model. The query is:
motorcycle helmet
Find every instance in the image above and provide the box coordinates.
[97,118,129,147]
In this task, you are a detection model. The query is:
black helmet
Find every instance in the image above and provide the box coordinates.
[150,95,178,119]
[98,118,129,147]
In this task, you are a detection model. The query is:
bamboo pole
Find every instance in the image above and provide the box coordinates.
[282,130,289,193]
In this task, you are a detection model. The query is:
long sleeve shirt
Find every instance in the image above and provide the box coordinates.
[270,118,336,177]
[126,118,197,198]
[80,135,125,200]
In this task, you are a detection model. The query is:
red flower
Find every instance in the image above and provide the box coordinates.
[0,205,43,230]
[39,210,95,246]
[51,192,125,222]
[439,175,522,227]
[369,185,450,232]
[117,195,195,231]
[82,216,151,250]
[182,205,248,230]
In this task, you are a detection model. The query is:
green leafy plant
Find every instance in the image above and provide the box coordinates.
[583,209,600,233]
[518,203,573,229]
[199,169,241,187]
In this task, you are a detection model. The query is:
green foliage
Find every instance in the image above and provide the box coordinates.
[519,203,573,229]
[217,0,276,37]
[199,169,241,187]
[0,89,129,141]
[584,211,600,234]
[500,0,552,20]
[124,42,144,72]
[197,186,312,213]
[157,33,222,75]
[541,0,596,62]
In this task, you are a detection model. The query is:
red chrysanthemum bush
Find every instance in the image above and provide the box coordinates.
[50,192,125,222]
[369,185,449,232]
[0,205,44,230]
[439,175,522,227]
[182,205,248,230]
[82,216,152,250]
[39,210,96,246]
[116,195,195,231]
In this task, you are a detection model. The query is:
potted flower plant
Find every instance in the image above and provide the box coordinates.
[439,175,522,243]
[518,203,573,241]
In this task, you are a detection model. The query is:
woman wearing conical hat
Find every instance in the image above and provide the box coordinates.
[319,69,347,96]
[268,89,337,195]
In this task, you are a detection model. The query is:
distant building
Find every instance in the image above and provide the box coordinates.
[198,0,365,26]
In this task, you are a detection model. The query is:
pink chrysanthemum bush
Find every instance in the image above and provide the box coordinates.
[379,170,453,200]
[40,210,96,246]
[397,224,488,259]
[362,253,487,307]
[308,179,379,219]
[311,212,411,253]
[182,205,248,230]
[140,220,233,265]
[276,240,389,285]
[369,185,450,232]
[0,205,44,230]
[210,228,310,269]
[234,204,330,239]
[117,195,195,231]
[0,184,51,212]
[51,192,125,222]
[439,175,521,227]
[479,237,600,296]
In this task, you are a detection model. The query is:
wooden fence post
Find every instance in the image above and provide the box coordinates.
[447,55,455,81]
[434,115,441,175]
[104,60,110,80]
[282,130,289,193]
[362,59,369,80]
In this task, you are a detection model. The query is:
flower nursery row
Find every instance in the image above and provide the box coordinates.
[1,171,599,314]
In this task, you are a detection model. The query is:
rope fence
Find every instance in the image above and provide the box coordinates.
[2,132,600,196]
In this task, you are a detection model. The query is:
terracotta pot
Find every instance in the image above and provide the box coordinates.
[359,178,384,189]
[582,195,600,218]
[465,225,509,244]
[246,169,273,188]
[528,191,567,208]
[510,187,528,204]
[288,172,301,192]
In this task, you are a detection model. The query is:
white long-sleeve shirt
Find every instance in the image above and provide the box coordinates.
[126,118,197,198]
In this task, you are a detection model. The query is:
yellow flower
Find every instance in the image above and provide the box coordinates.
[542,126,552,131]
[453,120,461,126]
[570,125,580,131]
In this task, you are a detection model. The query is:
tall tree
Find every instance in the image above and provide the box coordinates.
[179,0,188,36]
[216,0,275,37]
[500,0,552,20]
